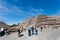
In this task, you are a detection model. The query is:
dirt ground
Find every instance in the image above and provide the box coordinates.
[0,28,60,40]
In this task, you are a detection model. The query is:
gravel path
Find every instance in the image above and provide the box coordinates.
[0,29,60,40]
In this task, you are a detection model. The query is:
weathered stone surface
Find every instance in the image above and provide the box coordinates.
[17,14,60,29]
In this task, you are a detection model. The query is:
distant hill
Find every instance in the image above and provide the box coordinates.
[0,21,11,30]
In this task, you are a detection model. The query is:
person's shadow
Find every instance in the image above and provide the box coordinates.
[19,34,24,37]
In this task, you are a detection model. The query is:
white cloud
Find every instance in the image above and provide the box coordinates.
[0,1,45,19]
[0,1,26,19]
[0,1,45,25]
[26,7,45,16]
[0,15,8,20]
[0,6,2,8]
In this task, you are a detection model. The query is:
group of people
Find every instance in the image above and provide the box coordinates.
[17,26,43,37]
[0,28,10,37]
[0,28,5,36]
[27,26,38,36]
[0,26,43,37]
[17,26,38,37]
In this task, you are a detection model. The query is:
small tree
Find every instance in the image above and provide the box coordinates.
[10,24,18,27]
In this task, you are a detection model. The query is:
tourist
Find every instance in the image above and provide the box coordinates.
[31,26,35,35]
[20,28,22,33]
[35,27,38,35]
[17,28,20,37]
[27,26,31,36]
[40,27,43,32]
[4,28,10,35]
[0,28,1,36]
[4,28,7,35]
[0,28,5,36]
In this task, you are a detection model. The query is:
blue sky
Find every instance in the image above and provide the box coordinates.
[0,0,60,25]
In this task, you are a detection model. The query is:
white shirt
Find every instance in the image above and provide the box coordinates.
[1,28,4,31]
[27,27,31,30]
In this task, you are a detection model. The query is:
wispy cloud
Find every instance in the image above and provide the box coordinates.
[0,0,45,19]
[24,7,45,16]
[0,1,25,19]
[0,0,45,24]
